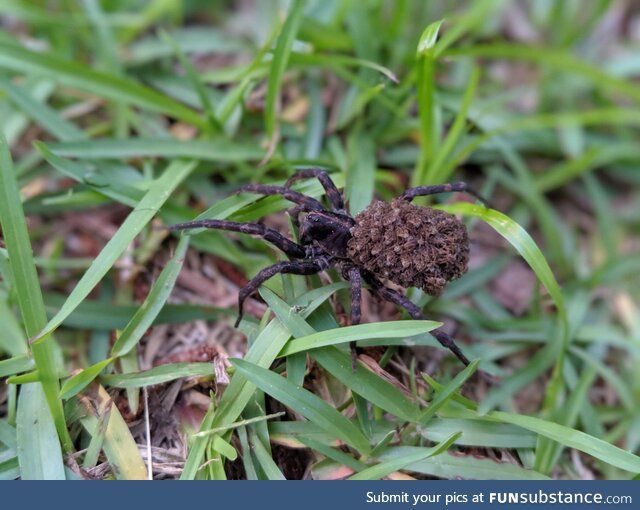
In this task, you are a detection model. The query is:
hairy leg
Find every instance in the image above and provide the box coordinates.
[400,182,488,207]
[285,169,345,212]
[167,219,305,259]
[234,183,325,212]
[347,266,362,369]
[365,275,472,367]
[236,257,332,327]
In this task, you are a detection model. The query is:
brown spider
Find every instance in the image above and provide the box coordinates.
[168,169,486,369]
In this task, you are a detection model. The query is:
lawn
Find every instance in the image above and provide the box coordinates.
[0,0,639,480]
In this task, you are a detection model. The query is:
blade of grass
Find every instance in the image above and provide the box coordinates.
[111,236,189,357]
[348,432,461,480]
[78,383,147,480]
[418,360,480,423]
[31,153,196,343]
[0,76,86,141]
[445,43,640,104]
[16,384,65,479]
[100,362,214,388]
[0,134,72,453]
[312,348,420,422]
[424,65,480,184]
[279,320,441,357]
[0,40,205,128]
[231,358,371,453]
[412,20,442,187]
[46,138,263,161]
[264,0,305,147]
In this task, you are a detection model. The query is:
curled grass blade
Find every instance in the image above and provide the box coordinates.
[231,358,371,454]
[438,203,567,333]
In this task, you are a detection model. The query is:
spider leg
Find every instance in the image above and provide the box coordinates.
[399,182,489,207]
[235,257,332,327]
[166,219,305,259]
[347,266,362,370]
[285,169,345,212]
[234,184,325,212]
[365,275,472,367]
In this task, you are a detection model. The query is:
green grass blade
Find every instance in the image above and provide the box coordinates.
[424,65,480,184]
[418,360,480,423]
[348,432,461,480]
[412,19,442,186]
[377,446,549,480]
[59,357,114,400]
[279,320,441,357]
[46,138,263,162]
[445,43,640,104]
[31,153,196,342]
[101,362,214,388]
[312,348,420,422]
[231,358,371,454]
[0,40,205,128]
[264,0,305,144]
[16,384,65,479]
[78,384,147,479]
[0,76,86,141]
[438,203,567,332]
[0,134,72,452]
[491,410,640,474]
[111,236,189,357]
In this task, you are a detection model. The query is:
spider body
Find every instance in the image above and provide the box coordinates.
[168,169,486,369]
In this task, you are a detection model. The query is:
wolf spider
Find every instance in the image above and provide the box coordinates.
[168,169,486,370]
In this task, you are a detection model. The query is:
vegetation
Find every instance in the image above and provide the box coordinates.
[0,0,639,480]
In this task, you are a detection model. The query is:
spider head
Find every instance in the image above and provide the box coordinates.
[299,211,353,258]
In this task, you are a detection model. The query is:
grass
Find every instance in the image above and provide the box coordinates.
[0,0,639,480]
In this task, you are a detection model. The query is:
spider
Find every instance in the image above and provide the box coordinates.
[167,169,486,370]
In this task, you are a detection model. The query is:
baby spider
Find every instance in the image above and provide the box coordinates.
[168,169,486,369]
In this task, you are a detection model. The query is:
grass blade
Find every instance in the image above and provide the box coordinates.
[0,40,205,128]
[279,321,441,357]
[16,384,65,479]
[101,362,214,388]
[264,0,305,144]
[231,358,371,454]
[111,236,190,357]
[312,348,419,422]
[348,432,461,480]
[0,134,72,452]
[31,151,196,342]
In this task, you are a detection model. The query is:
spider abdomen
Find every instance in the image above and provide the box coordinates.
[347,199,469,295]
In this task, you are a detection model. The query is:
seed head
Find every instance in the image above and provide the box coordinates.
[347,199,469,295]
